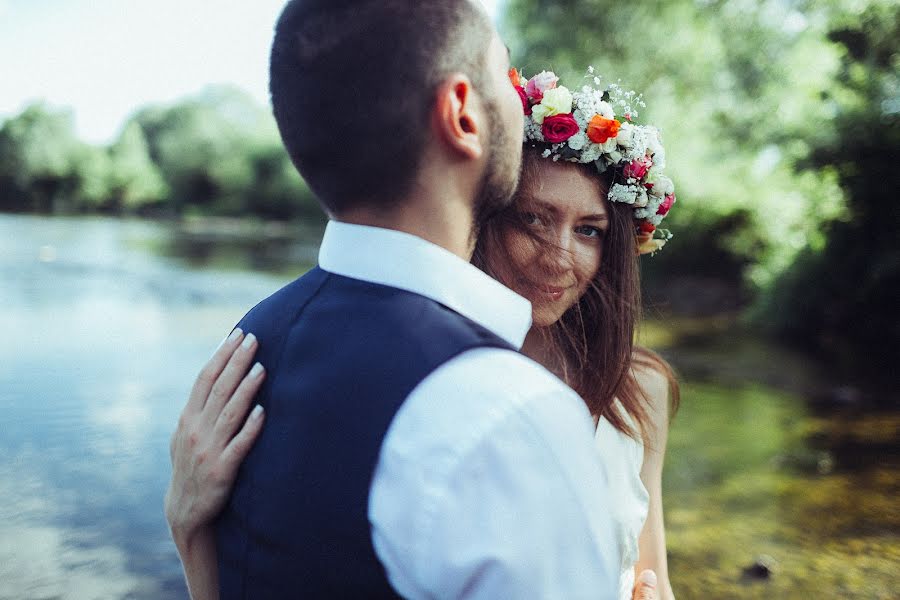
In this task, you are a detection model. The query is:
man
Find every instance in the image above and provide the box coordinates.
[166,1,626,597]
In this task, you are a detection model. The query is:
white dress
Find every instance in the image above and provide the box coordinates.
[595,403,650,600]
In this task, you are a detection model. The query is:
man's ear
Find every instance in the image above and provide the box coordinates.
[433,74,484,161]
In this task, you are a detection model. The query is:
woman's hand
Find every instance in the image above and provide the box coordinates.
[633,569,659,600]
[164,328,266,549]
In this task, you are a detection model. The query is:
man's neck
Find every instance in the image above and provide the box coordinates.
[336,199,477,261]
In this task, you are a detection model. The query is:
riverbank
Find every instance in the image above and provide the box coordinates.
[640,315,899,599]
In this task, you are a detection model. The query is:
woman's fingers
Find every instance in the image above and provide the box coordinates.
[221,404,266,473]
[213,361,266,442]
[165,330,267,540]
[632,570,658,600]
[187,328,244,414]
[203,333,259,424]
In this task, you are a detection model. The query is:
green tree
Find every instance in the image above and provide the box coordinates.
[0,90,321,220]
[0,103,82,212]
[759,0,900,369]
[107,121,169,212]
[132,85,281,217]
[70,142,113,211]
[247,142,321,221]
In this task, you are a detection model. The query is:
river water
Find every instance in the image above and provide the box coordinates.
[0,214,314,599]
[0,214,895,599]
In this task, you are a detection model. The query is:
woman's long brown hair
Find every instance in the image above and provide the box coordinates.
[473,147,679,444]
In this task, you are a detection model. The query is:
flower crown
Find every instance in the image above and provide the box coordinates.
[510,67,675,255]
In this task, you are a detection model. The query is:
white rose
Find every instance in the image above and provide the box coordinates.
[645,127,666,166]
[530,104,550,125]
[540,86,573,114]
[616,123,635,148]
[655,175,675,197]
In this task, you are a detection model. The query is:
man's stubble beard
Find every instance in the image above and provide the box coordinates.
[471,95,522,242]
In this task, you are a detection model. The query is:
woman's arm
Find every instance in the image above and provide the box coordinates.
[169,528,221,600]
[164,328,266,600]
[632,365,676,600]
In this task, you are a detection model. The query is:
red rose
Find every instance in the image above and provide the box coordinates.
[624,156,652,180]
[657,193,676,216]
[638,221,656,234]
[541,113,579,143]
[515,85,531,115]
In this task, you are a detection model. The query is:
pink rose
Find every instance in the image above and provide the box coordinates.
[541,113,580,143]
[657,194,676,216]
[515,85,531,115]
[623,156,652,180]
[525,70,559,102]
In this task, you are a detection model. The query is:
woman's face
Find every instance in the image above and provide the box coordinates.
[500,160,609,327]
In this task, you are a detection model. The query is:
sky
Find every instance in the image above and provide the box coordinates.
[0,0,502,144]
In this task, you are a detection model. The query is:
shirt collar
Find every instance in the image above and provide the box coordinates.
[318,220,532,349]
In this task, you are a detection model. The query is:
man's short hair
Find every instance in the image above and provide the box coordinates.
[270,0,493,215]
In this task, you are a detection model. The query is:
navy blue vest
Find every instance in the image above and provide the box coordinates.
[215,267,515,598]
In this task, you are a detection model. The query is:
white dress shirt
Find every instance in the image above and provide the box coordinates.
[318,221,620,600]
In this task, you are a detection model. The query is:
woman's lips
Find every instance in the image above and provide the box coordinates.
[523,282,570,302]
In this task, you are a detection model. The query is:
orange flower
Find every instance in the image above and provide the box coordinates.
[508,67,521,87]
[587,115,621,143]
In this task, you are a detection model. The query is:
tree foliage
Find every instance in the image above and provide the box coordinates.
[504,0,898,364]
[503,0,847,288]
[0,86,319,220]
[0,104,82,212]
[107,121,169,211]
[756,0,900,368]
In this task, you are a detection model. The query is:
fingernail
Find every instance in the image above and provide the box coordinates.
[638,570,657,587]
[241,332,257,349]
[250,404,264,420]
[250,362,264,378]
[216,328,242,351]
[213,329,243,353]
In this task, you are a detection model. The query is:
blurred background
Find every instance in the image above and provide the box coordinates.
[0,0,896,598]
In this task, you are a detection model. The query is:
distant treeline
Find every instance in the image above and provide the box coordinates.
[0,86,321,221]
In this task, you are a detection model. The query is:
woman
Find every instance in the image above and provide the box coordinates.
[166,69,679,600]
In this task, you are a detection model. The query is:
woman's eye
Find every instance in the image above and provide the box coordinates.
[576,225,604,239]
[522,212,543,226]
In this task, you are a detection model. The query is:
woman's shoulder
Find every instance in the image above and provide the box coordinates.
[630,347,678,428]
[629,348,676,460]
[631,359,669,408]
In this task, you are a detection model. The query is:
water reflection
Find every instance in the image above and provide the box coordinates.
[0,214,303,599]
[0,461,156,599]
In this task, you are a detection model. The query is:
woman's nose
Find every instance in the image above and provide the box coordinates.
[538,228,575,272]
